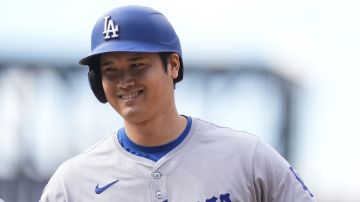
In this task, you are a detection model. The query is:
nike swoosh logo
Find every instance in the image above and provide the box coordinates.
[95,179,119,194]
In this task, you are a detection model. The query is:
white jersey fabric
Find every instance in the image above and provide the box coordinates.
[40,118,316,202]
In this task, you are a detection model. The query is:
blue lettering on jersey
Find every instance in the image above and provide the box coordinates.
[289,166,314,197]
[205,196,217,202]
[163,193,231,202]
[219,193,231,201]
[205,193,232,202]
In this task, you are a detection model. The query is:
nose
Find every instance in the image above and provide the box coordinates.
[116,72,135,88]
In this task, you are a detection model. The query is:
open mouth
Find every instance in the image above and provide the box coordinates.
[119,90,144,100]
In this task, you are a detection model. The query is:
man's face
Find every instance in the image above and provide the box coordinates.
[100,52,180,124]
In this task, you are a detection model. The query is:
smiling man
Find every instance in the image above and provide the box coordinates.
[100,52,186,147]
[40,5,316,202]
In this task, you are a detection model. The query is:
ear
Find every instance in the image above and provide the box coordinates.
[168,53,181,79]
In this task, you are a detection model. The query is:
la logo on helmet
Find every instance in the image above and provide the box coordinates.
[103,16,119,40]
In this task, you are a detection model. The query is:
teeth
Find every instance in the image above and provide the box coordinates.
[121,92,139,100]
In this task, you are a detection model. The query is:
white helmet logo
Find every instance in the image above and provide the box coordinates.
[103,16,119,40]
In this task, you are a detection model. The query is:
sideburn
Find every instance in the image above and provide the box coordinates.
[159,52,176,88]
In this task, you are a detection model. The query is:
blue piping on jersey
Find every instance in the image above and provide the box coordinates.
[118,116,192,162]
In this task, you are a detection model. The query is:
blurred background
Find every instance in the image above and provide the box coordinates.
[1,0,360,201]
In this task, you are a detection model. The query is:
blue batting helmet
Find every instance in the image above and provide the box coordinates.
[79,5,184,103]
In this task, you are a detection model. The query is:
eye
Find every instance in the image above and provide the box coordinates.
[130,63,145,69]
[102,66,116,73]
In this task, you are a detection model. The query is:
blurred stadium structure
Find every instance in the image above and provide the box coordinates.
[0,63,297,201]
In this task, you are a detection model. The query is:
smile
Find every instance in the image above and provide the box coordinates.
[120,90,143,100]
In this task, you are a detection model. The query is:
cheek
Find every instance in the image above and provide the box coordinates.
[151,75,174,100]
[101,81,114,100]
[101,80,108,93]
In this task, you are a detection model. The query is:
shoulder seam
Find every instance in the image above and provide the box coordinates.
[194,117,254,135]
[252,136,261,199]
[82,132,117,154]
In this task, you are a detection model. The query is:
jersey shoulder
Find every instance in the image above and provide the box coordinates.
[62,132,117,166]
[47,133,117,181]
[192,117,260,146]
[189,117,261,165]
[40,132,119,201]
[191,118,316,201]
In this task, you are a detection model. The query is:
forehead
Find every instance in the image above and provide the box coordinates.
[100,52,158,63]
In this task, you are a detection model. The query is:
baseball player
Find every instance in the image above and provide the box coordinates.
[40,5,316,202]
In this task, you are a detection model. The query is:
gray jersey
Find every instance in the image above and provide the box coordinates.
[40,118,316,202]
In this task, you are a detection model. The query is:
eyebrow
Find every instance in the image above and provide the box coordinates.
[100,61,113,67]
[126,56,145,62]
[100,56,145,67]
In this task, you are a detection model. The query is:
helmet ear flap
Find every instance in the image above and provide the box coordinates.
[88,61,107,103]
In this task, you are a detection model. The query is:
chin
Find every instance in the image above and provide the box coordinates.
[119,109,147,124]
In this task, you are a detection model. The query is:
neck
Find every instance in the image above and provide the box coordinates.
[123,109,187,147]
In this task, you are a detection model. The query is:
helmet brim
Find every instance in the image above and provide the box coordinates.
[79,40,182,65]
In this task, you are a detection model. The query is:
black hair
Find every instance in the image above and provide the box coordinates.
[159,52,182,87]
[159,52,170,73]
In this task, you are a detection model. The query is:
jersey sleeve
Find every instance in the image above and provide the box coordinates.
[252,139,316,202]
[39,160,77,202]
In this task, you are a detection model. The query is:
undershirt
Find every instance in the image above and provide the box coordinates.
[117,116,192,162]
